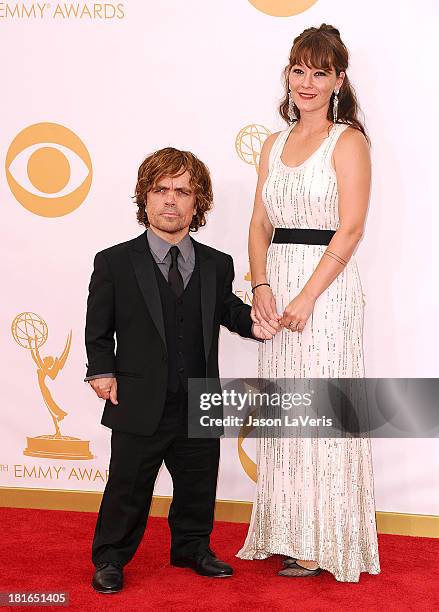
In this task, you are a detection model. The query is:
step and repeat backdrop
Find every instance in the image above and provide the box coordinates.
[1,1,438,515]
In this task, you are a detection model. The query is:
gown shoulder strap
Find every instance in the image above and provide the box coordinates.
[321,123,350,167]
[268,124,294,170]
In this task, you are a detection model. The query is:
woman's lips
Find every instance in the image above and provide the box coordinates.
[298,93,317,99]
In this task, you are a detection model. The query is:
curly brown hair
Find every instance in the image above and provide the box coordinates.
[134,147,213,232]
[279,24,368,141]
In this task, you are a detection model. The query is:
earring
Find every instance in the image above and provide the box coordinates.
[288,91,297,122]
[333,90,339,122]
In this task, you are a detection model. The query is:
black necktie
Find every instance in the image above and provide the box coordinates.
[168,246,184,297]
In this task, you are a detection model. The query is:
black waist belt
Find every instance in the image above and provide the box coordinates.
[272,228,335,245]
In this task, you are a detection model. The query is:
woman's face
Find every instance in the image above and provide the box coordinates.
[289,62,345,117]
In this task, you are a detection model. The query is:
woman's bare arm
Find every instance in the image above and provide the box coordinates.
[248,133,282,327]
[302,128,370,299]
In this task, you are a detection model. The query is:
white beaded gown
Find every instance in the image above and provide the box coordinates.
[236,123,381,582]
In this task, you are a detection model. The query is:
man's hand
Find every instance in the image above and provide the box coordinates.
[89,377,118,405]
[251,321,279,341]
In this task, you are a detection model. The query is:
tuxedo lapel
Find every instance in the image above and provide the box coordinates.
[128,232,166,350]
[192,238,216,361]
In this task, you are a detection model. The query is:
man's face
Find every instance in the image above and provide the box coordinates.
[146,171,196,235]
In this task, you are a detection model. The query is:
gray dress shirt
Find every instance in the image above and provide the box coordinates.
[147,227,195,288]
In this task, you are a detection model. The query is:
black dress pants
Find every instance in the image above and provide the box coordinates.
[92,387,220,567]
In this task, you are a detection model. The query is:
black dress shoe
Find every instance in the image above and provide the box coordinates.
[171,551,233,578]
[92,562,123,593]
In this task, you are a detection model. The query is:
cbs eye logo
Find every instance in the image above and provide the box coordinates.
[5,122,92,218]
[248,0,318,16]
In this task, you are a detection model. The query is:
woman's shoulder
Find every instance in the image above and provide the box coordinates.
[262,129,284,149]
[334,125,370,158]
[333,125,370,172]
[260,128,287,162]
[336,124,369,146]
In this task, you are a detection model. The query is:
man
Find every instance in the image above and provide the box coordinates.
[85,147,278,593]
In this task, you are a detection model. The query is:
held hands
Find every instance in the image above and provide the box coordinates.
[251,320,279,340]
[89,377,118,405]
[251,284,316,336]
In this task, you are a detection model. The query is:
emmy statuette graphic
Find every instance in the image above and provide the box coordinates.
[11,312,93,460]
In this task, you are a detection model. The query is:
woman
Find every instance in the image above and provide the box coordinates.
[236,24,380,582]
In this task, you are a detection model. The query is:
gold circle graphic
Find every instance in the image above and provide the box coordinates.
[27,147,71,194]
[235,124,271,172]
[248,0,318,17]
[6,122,92,218]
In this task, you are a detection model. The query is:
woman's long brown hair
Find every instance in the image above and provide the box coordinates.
[279,24,368,141]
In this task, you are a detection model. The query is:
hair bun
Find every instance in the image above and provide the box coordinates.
[319,23,341,37]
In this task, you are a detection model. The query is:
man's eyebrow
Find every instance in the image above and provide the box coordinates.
[153,184,193,192]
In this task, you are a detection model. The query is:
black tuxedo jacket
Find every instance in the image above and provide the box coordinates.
[85,231,255,435]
